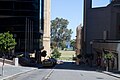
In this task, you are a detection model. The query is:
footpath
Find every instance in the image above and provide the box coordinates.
[85,65,120,79]
[0,62,37,80]
[93,66,120,79]
[101,70,120,78]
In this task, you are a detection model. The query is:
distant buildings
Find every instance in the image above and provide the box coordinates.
[75,24,82,56]
[75,24,83,65]
[83,0,120,71]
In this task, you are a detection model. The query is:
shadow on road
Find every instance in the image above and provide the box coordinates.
[54,61,97,71]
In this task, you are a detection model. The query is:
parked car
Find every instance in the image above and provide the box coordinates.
[50,58,57,65]
[18,52,37,67]
[42,58,57,67]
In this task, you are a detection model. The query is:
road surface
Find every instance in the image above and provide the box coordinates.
[7,62,120,80]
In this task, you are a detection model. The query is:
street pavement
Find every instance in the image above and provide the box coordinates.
[0,62,37,80]
[1,61,120,80]
[56,61,120,78]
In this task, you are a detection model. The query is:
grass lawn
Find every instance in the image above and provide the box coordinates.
[59,50,75,61]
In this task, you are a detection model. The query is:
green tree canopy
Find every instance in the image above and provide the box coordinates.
[51,17,73,49]
[0,32,16,53]
[51,48,61,59]
[70,39,75,50]
[0,32,16,76]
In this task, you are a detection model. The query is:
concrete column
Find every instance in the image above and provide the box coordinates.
[43,0,51,58]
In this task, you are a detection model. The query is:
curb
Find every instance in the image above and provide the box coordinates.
[102,71,120,79]
[1,68,37,80]
[96,70,120,79]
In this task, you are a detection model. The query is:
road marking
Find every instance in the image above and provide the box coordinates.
[42,66,56,80]
[44,69,54,80]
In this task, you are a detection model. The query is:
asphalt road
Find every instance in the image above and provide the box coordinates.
[8,62,120,80]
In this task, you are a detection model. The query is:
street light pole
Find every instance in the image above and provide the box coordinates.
[25,17,27,58]
[90,41,93,67]
[90,41,93,54]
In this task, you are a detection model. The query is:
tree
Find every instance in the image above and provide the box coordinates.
[59,41,66,50]
[51,48,61,59]
[70,39,75,50]
[0,32,16,53]
[51,17,73,49]
[0,31,16,76]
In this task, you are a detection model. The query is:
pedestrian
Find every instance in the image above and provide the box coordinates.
[111,58,114,70]
[97,56,101,68]
[103,58,107,70]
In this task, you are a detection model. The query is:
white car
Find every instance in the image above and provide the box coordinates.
[57,60,64,64]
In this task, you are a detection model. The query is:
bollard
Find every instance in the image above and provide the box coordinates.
[13,58,19,66]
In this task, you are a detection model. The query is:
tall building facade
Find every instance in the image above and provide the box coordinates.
[0,0,43,52]
[83,0,120,70]
[83,0,120,54]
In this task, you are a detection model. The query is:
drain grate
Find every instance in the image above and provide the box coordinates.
[96,77,104,79]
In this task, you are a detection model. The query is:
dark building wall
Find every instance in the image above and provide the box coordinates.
[111,5,120,39]
[83,0,120,71]
[83,0,92,42]
[83,0,120,54]
[0,0,42,52]
[83,0,92,54]
[85,7,112,53]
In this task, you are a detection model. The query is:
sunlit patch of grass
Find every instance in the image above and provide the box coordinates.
[58,50,75,61]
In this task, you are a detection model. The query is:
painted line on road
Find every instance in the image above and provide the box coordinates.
[42,66,56,80]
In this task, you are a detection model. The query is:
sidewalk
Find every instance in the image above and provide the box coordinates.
[0,62,37,80]
[102,71,120,78]
[72,64,120,79]
[96,68,120,79]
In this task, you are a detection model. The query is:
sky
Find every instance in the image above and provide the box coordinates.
[51,0,110,39]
